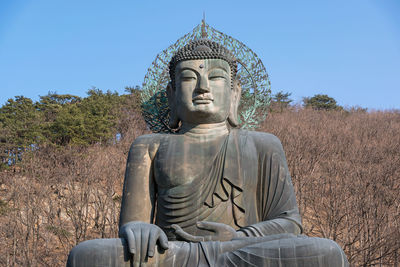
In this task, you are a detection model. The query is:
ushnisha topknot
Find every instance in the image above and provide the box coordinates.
[169,39,238,88]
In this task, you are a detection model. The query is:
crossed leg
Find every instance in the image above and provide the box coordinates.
[67,234,348,267]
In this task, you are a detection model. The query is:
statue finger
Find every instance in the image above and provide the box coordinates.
[196,221,220,232]
[125,229,136,255]
[140,227,150,262]
[132,228,141,263]
[158,230,169,250]
[147,230,157,258]
[171,224,183,232]
[172,224,204,242]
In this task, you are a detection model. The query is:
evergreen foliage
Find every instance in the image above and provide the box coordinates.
[0,96,43,165]
[0,88,142,167]
[303,94,341,110]
[270,91,293,112]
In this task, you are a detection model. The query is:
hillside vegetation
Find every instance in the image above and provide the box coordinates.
[0,92,399,266]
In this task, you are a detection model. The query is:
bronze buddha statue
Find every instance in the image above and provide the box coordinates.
[67,39,348,267]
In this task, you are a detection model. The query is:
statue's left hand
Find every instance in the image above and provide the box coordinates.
[172,221,240,242]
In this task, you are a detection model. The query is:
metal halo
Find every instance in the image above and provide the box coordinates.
[141,22,271,133]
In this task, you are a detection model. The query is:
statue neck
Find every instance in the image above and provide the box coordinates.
[179,121,229,138]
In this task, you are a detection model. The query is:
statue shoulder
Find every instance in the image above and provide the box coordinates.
[236,129,285,155]
[129,133,165,159]
[131,133,163,145]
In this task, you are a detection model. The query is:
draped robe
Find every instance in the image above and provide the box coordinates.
[154,129,302,240]
[67,129,348,267]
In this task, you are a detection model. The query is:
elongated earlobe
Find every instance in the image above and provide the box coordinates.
[166,82,180,129]
[227,80,241,127]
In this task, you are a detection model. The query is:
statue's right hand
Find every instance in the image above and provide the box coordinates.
[119,222,169,262]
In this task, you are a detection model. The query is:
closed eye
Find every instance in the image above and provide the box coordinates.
[209,69,228,81]
[181,76,197,81]
[179,70,197,81]
[209,76,226,81]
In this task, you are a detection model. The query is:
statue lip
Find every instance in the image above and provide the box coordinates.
[192,95,214,104]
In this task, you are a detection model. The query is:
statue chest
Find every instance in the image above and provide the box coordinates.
[153,135,226,188]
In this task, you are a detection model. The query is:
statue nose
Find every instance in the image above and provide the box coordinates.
[197,76,210,93]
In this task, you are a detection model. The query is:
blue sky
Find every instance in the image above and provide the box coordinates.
[0,0,399,110]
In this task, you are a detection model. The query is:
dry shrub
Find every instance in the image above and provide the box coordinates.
[0,108,399,266]
[0,115,147,266]
[262,108,400,266]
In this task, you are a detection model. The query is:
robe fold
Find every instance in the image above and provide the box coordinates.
[155,129,302,241]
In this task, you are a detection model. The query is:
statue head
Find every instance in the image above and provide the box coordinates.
[167,39,241,129]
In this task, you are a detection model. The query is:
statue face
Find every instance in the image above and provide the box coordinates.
[174,59,232,124]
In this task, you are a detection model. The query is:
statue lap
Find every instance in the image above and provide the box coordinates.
[67,234,348,267]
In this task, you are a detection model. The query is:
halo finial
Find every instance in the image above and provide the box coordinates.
[201,12,207,38]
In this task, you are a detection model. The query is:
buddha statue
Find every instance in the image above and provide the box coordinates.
[67,39,348,266]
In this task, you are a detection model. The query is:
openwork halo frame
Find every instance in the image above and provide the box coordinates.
[141,23,271,133]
